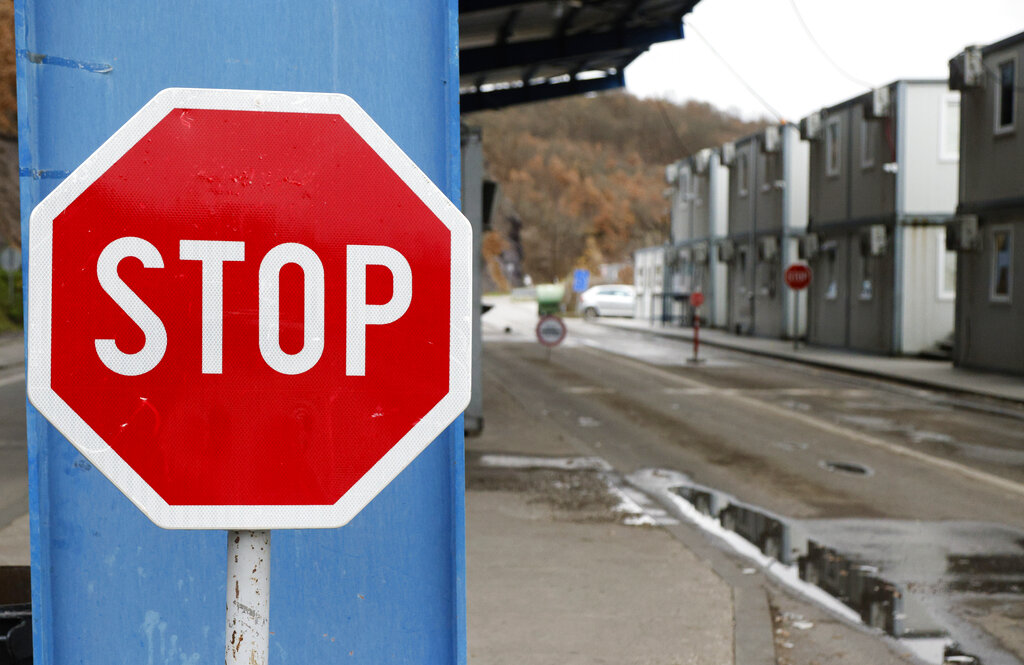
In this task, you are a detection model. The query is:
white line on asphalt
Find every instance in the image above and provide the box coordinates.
[588,347,1024,500]
[0,372,25,388]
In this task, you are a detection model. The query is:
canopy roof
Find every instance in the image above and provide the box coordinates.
[459,0,701,112]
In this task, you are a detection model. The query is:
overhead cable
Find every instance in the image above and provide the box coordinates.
[787,0,874,90]
[683,18,788,124]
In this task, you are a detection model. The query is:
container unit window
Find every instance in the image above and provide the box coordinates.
[860,115,875,170]
[761,152,780,192]
[940,94,960,161]
[937,228,957,300]
[857,233,873,301]
[737,153,750,197]
[990,226,1013,302]
[825,116,842,177]
[995,56,1016,135]
[822,242,839,300]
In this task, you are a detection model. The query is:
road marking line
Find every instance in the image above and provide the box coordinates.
[565,386,615,395]
[591,347,1024,499]
[0,373,25,388]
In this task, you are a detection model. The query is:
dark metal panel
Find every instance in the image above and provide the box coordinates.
[461,71,626,113]
[458,0,700,110]
[461,22,681,75]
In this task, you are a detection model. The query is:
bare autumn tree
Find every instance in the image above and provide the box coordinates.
[467,91,768,283]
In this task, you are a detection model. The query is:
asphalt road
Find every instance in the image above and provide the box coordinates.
[482,300,1024,665]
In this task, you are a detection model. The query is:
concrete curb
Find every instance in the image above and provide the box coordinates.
[659,514,776,665]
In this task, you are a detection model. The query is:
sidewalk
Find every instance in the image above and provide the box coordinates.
[465,358,739,665]
[599,317,1024,406]
[0,331,23,371]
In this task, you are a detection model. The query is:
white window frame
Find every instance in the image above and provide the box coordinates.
[990,225,1013,303]
[994,54,1017,136]
[825,116,842,178]
[737,152,749,197]
[860,115,875,170]
[936,228,957,301]
[939,93,961,162]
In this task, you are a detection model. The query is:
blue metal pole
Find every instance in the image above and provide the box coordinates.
[16,3,465,663]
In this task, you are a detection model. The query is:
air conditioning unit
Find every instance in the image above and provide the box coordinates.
[693,242,709,265]
[762,125,781,153]
[860,224,887,256]
[720,142,736,166]
[800,111,823,141]
[948,215,980,251]
[799,233,820,260]
[694,148,712,174]
[717,239,735,263]
[866,86,892,119]
[949,46,984,90]
[758,236,779,261]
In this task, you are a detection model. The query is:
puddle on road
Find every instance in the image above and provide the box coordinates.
[947,553,1024,594]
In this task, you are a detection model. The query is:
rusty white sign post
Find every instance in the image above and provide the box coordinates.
[27,89,472,664]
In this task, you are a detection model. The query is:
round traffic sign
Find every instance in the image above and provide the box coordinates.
[0,246,20,273]
[784,263,812,290]
[535,315,567,347]
[690,291,704,308]
[27,88,472,529]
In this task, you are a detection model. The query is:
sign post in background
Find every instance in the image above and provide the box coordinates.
[17,4,468,664]
[784,263,811,351]
[572,269,590,316]
[689,291,704,364]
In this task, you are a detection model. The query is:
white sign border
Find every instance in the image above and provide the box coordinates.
[27,87,472,529]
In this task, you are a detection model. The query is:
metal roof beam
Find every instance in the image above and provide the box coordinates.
[460,0,548,14]
[460,21,681,75]
[460,71,626,113]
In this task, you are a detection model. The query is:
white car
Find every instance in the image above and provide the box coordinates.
[579,284,636,320]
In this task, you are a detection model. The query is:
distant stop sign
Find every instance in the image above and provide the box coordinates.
[784,264,812,291]
[28,89,472,529]
[690,291,704,308]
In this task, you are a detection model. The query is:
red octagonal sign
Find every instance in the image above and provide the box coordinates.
[28,89,472,529]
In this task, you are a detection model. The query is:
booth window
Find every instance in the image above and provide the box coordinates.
[991,226,1013,302]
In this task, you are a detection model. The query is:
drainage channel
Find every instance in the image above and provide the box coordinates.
[626,468,1024,665]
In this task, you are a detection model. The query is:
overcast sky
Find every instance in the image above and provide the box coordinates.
[625,0,1024,122]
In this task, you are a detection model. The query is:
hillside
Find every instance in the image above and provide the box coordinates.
[465,91,768,288]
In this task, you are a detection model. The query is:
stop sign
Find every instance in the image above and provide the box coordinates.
[784,263,812,291]
[27,89,472,529]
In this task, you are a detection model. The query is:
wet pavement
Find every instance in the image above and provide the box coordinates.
[481,297,1024,664]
